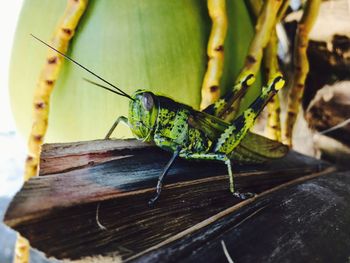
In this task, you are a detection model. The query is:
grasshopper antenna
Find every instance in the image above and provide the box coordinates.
[83,78,134,100]
[30,34,133,100]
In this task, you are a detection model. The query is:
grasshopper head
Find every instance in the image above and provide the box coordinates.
[128,90,158,141]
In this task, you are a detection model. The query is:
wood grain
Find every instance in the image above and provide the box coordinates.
[137,170,349,263]
[4,139,332,261]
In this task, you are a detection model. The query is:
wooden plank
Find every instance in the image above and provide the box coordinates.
[135,170,348,263]
[39,139,155,175]
[4,140,331,260]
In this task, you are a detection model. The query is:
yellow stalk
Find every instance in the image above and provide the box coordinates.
[247,0,263,18]
[200,0,228,110]
[264,29,282,141]
[226,0,282,121]
[283,0,321,146]
[13,235,29,263]
[264,0,289,142]
[237,0,282,79]
[15,0,88,262]
[276,0,290,22]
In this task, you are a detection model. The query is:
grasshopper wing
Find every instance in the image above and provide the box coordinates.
[188,111,230,141]
[189,111,289,164]
[232,132,289,164]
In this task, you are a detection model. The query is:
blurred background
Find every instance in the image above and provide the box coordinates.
[1,0,349,262]
[0,3,55,262]
[0,1,42,262]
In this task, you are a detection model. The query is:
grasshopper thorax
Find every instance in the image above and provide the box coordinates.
[128,90,158,142]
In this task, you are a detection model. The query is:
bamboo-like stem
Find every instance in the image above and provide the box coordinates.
[13,235,29,263]
[237,0,282,81]
[276,0,290,22]
[24,0,88,180]
[247,0,263,18]
[264,29,282,141]
[200,0,228,110]
[15,1,88,262]
[283,0,321,146]
[264,0,289,142]
[227,0,282,121]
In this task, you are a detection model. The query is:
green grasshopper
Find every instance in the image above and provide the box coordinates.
[33,35,288,205]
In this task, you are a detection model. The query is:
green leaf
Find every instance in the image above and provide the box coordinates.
[10,0,258,142]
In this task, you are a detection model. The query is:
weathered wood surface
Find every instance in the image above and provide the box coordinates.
[136,171,350,263]
[4,139,333,261]
[39,139,156,175]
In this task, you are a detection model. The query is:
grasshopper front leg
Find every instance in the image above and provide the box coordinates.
[149,148,181,206]
[105,116,129,139]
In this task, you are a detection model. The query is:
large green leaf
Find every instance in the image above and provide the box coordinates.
[10,0,258,142]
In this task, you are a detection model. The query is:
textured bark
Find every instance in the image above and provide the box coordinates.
[4,139,332,261]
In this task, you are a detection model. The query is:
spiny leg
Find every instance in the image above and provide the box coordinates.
[200,0,228,110]
[225,159,255,199]
[149,149,180,206]
[105,116,128,139]
[203,73,255,120]
[208,76,285,196]
[180,152,253,199]
[284,0,321,146]
[225,159,234,193]
[213,75,285,156]
[180,152,233,191]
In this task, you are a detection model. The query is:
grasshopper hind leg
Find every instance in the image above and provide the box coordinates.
[216,76,285,199]
[180,152,255,200]
[225,159,256,200]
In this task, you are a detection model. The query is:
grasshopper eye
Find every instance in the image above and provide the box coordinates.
[142,93,154,111]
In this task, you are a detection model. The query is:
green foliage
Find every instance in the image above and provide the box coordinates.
[10,0,258,142]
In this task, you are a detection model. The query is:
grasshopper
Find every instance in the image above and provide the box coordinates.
[33,35,288,205]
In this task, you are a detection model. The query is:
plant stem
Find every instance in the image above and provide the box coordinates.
[264,0,289,142]
[200,0,228,110]
[283,0,321,146]
[264,29,282,141]
[15,1,88,262]
[228,0,283,121]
